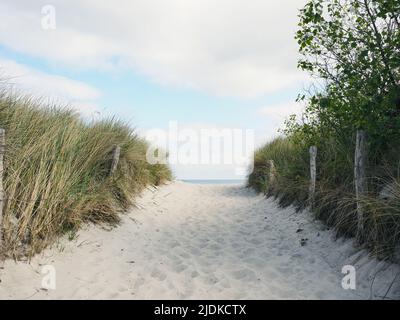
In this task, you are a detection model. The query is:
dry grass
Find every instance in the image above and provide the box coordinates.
[248,136,400,260]
[0,90,171,258]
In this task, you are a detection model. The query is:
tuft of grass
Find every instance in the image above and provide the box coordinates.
[0,89,171,258]
[248,137,309,209]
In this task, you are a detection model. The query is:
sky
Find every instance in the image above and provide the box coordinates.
[0,0,309,180]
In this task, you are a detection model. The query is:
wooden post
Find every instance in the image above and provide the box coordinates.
[355,130,368,242]
[309,146,317,208]
[110,145,121,176]
[0,129,4,251]
[268,160,276,187]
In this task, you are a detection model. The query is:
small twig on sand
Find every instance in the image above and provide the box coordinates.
[368,264,391,299]
[74,277,91,283]
[77,240,101,248]
[129,217,139,224]
[146,186,158,193]
[23,289,39,300]
[134,203,145,209]
[382,271,400,300]
[77,240,90,248]
[369,270,379,299]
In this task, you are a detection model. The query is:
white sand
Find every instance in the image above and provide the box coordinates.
[0,181,399,299]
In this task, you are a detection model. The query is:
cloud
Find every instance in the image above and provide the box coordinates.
[71,101,103,119]
[258,101,304,119]
[255,101,305,145]
[0,0,308,98]
[0,58,102,116]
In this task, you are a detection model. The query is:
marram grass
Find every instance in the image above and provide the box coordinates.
[0,90,171,258]
[248,136,400,260]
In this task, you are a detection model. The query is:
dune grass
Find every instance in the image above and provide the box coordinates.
[248,135,400,260]
[0,90,171,258]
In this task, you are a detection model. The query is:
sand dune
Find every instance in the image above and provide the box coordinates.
[0,181,399,299]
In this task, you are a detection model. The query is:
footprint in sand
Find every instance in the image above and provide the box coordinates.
[277,265,291,274]
[231,269,258,282]
[151,268,167,281]
[239,248,256,258]
[219,278,232,289]
[169,240,180,248]
[197,241,208,249]
[178,251,191,259]
[249,238,264,246]
[208,243,222,251]
[133,276,146,290]
[188,246,201,255]
[172,262,188,273]
[191,270,200,278]
[202,274,219,285]
[246,257,266,269]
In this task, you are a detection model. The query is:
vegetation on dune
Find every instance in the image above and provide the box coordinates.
[248,0,400,259]
[0,89,171,258]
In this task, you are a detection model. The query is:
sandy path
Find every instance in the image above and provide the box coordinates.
[0,182,399,299]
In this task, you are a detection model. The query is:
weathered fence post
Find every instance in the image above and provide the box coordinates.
[0,129,5,251]
[268,160,276,187]
[309,146,317,208]
[110,145,121,176]
[354,130,368,242]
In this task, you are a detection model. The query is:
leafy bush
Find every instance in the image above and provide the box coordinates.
[249,0,400,258]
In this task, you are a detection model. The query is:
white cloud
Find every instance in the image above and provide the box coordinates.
[258,101,304,119]
[0,0,308,98]
[255,101,305,146]
[72,101,103,119]
[0,58,102,116]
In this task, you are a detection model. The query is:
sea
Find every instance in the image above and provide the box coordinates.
[181,179,246,185]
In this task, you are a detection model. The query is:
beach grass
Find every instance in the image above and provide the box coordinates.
[0,89,171,258]
[248,136,400,259]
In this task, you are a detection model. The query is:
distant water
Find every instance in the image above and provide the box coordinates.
[181,179,246,185]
